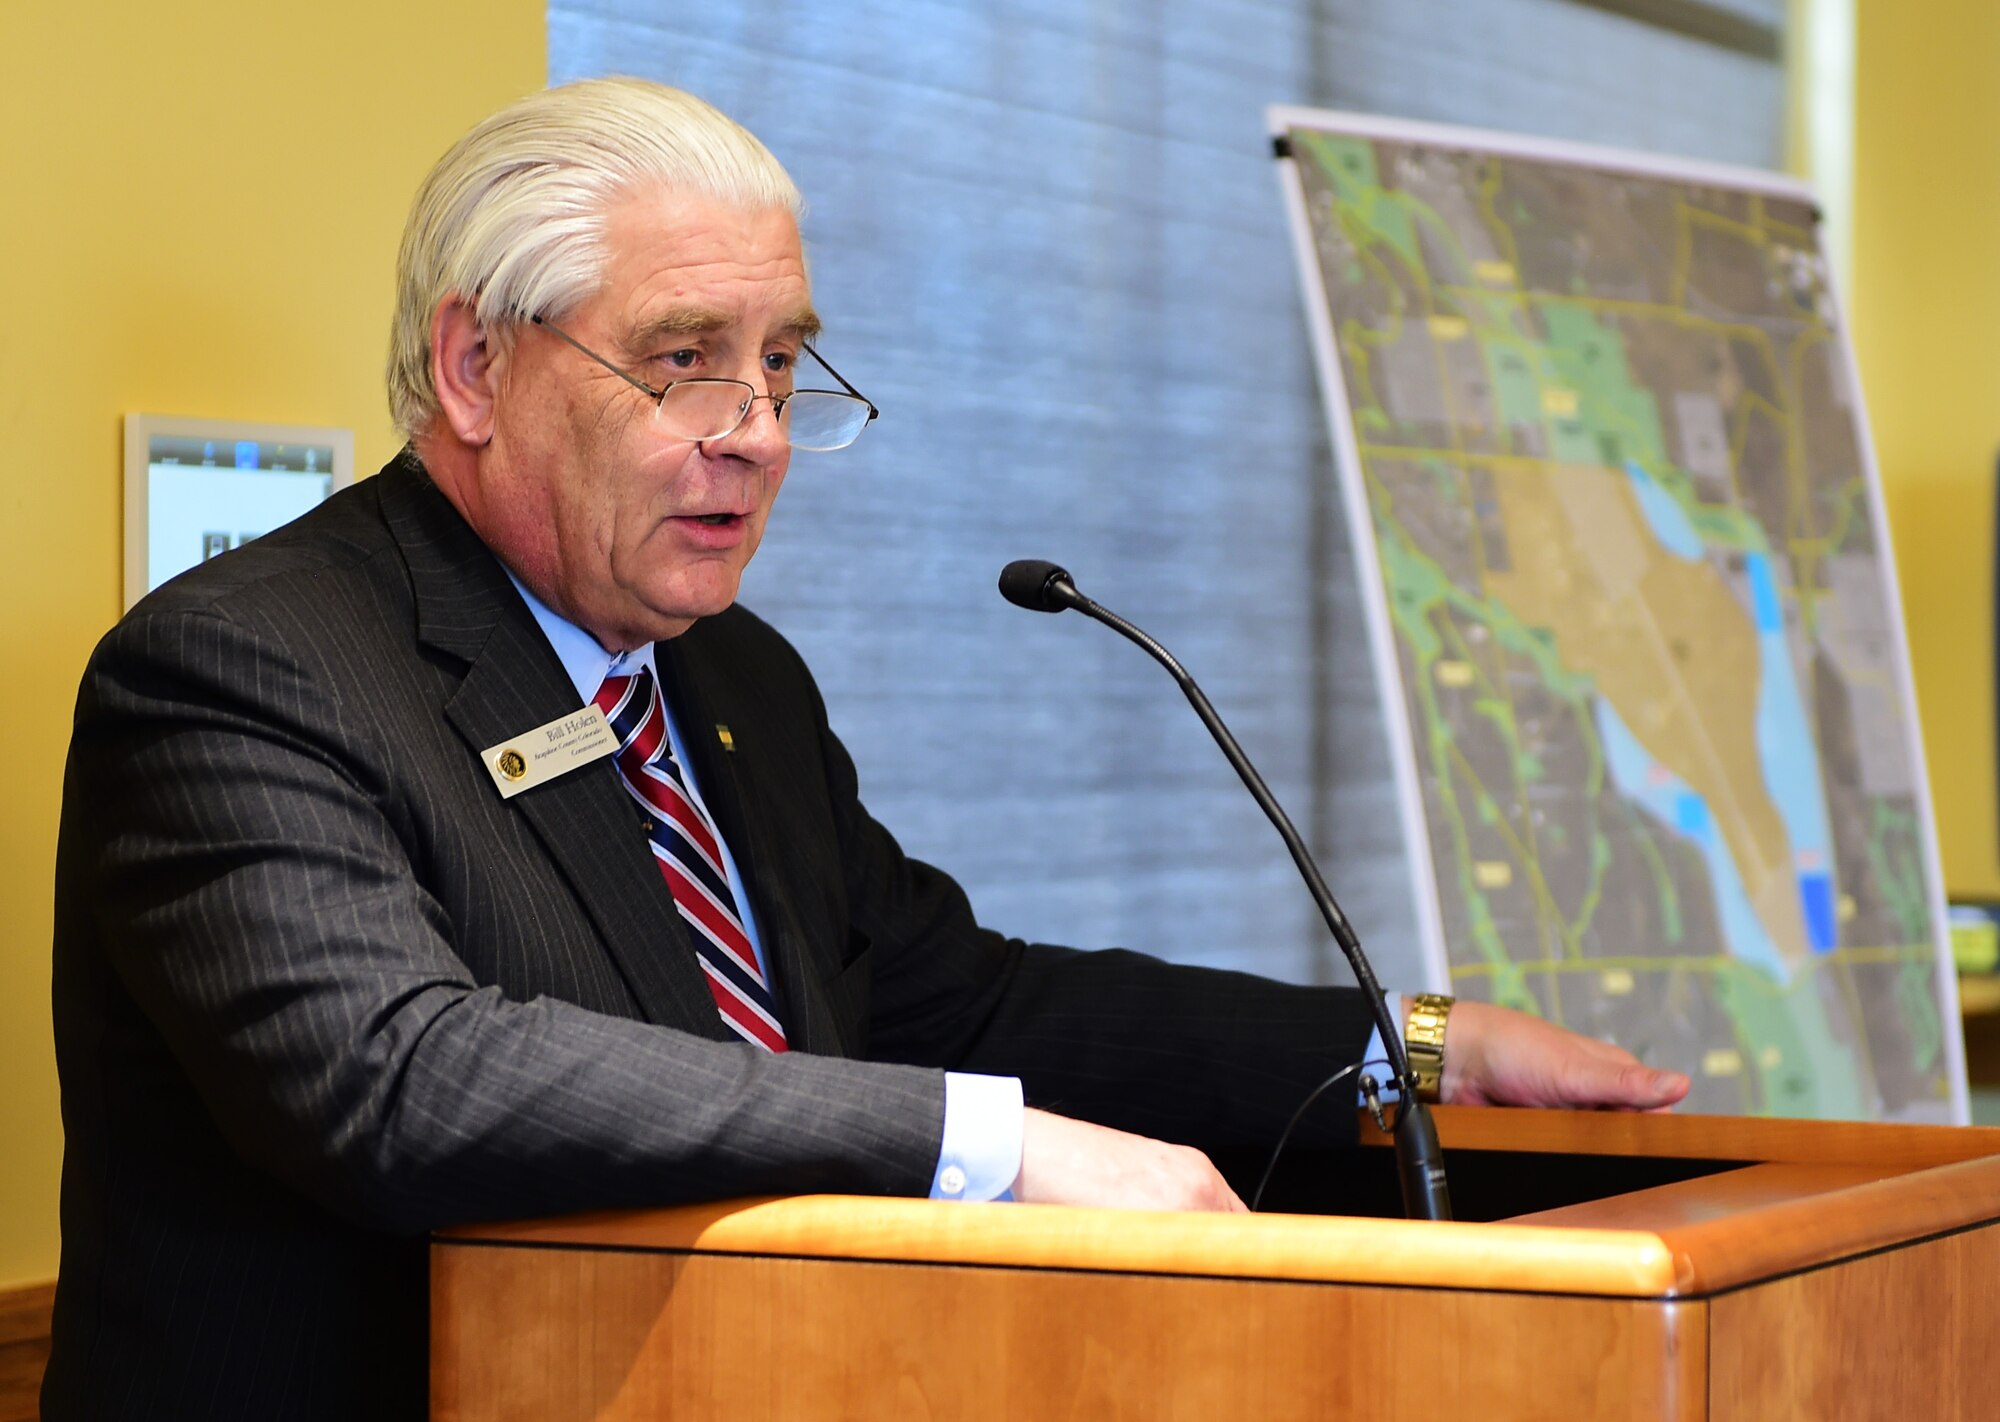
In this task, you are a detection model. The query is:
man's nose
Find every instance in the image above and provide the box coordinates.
[702,392,790,462]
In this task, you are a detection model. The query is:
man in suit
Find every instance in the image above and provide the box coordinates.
[47,78,1686,1420]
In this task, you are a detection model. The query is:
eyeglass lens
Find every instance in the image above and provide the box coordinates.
[655,382,871,451]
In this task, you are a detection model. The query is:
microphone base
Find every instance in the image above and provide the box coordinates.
[1393,1098,1453,1221]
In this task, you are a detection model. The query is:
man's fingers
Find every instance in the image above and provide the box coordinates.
[1556,1054,1690,1110]
[1620,1062,1692,1108]
[1444,1000,1694,1110]
[1015,1109,1243,1212]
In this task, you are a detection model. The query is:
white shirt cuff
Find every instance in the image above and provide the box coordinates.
[930,1072,1024,1202]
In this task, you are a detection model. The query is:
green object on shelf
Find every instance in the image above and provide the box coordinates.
[1950,910,2000,974]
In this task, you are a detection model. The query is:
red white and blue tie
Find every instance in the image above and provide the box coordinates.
[594,665,788,1052]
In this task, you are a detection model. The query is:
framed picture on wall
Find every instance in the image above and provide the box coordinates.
[123,413,354,610]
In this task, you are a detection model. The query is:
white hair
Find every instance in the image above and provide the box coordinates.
[386,76,803,438]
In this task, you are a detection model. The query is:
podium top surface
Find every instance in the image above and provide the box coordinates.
[437,1108,2000,1300]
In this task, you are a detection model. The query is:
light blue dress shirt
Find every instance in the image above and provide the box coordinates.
[505,575,1022,1202]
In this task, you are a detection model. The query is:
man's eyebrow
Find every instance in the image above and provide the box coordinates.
[777,307,824,341]
[628,306,733,342]
[627,306,824,345]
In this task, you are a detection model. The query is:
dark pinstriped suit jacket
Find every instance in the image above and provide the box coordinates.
[46,452,1374,1420]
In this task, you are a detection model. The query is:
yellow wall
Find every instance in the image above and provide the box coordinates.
[1851,0,2000,900]
[0,3,543,1289]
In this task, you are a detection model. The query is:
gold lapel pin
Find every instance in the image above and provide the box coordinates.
[496,748,527,781]
[715,724,735,752]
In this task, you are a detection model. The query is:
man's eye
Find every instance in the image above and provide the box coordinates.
[657,349,701,370]
[763,351,795,373]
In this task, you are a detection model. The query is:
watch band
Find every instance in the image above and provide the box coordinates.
[1404,993,1454,1103]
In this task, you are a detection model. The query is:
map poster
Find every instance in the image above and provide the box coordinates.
[1272,107,1967,1122]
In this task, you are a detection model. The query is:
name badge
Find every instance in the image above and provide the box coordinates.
[480,706,616,800]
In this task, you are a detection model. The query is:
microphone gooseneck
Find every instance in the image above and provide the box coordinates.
[997,558,1451,1221]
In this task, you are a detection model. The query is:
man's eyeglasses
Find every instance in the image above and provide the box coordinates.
[529,315,879,452]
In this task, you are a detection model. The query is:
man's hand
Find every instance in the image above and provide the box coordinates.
[1438,1000,1690,1110]
[1012,1108,1247,1211]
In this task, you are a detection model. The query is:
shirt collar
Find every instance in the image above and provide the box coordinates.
[505,572,655,702]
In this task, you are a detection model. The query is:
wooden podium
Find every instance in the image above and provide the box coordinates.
[432,1109,2000,1419]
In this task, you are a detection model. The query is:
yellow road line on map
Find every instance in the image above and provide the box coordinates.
[1415,220,1572,998]
[1357,444,1617,474]
[1449,945,1937,977]
[1437,669,1579,964]
[1833,953,1883,1096]
[1433,283,1793,370]
[1683,203,1770,248]
[1475,162,1522,277]
[1781,324,1837,650]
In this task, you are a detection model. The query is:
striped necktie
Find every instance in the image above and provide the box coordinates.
[593,665,788,1052]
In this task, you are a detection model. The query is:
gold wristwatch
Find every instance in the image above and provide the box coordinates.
[1404,993,1454,1102]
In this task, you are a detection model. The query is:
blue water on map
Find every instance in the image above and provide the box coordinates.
[1594,697,1791,983]
[1611,468,1841,961]
[1744,553,1838,955]
[1623,460,1705,561]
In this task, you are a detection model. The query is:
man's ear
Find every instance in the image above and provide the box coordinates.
[430,297,502,447]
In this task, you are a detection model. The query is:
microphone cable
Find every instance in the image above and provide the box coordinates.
[1249,1057,1394,1213]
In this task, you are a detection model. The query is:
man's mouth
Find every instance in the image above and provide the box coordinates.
[670,510,751,544]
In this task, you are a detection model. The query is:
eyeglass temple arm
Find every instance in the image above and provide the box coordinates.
[802,341,879,419]
[528,315,665,400]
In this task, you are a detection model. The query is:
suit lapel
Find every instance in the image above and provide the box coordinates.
[380,458,729,1040]
[657,634,851,1055]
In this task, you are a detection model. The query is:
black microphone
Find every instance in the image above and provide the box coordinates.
[997,558,1451,1221]
[997,558,1084,614]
